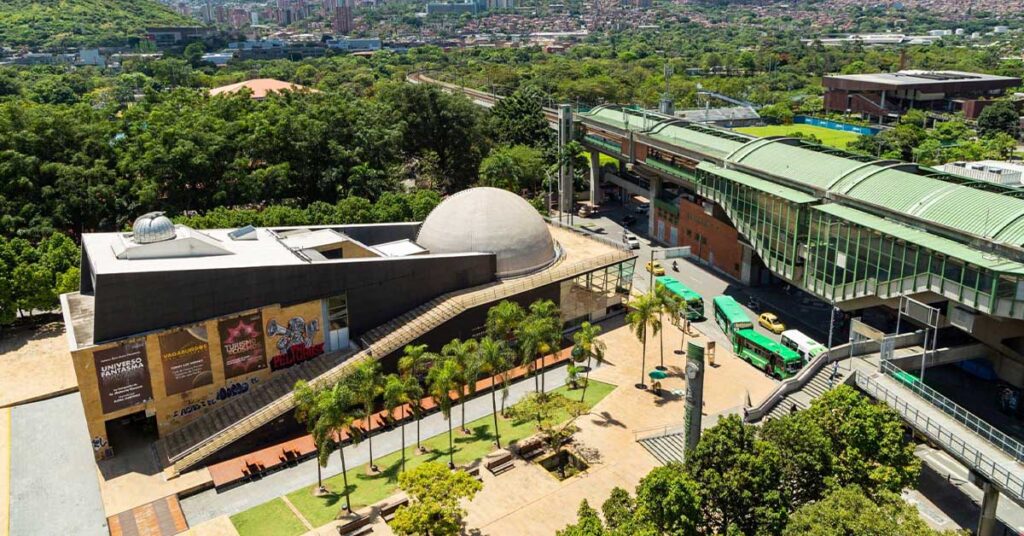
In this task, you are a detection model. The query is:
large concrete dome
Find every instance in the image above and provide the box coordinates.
[417,187,558,277]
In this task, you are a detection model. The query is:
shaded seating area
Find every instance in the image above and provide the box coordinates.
[207,347,574,489]
[485,450,515,475]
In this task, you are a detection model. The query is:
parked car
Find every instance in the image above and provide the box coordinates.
[623,233,640,249]
[622,214,637,226]
[645,261,665,276]
[758,312,786,334]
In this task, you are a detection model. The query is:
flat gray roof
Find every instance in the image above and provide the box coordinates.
[824,70,1020,88]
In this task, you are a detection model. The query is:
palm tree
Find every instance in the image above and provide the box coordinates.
[526,299,561,393]
[572,322,606,403]
[347,360,384,473]
[321,383,357,514]
[486,300,526,343]
[654,283,680,371]
[427,356,461,469]
[627,292,662,389]
[443,338,481,434]
[293,380,330,494]
[382,373,414,473]
[477,336,510,448]
[398,344,432,453]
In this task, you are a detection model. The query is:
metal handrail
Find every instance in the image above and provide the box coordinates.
[880,360,1024,463]
[857,371,1024,501]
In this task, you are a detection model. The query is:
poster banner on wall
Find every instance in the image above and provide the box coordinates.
[218,312,267,379]
[267,315,323,371]
[159,326,213,396]
[94,340,153,414]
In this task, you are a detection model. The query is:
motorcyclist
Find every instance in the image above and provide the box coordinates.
[672,260,678,271]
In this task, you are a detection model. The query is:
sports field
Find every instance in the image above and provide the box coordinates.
[735,124,862,149]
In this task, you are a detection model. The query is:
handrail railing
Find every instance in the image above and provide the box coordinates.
[167,248,635,473]
[857,371,1024,501]
[633,423,686,442]
[744,331,925,422]
[880,359,1024,463]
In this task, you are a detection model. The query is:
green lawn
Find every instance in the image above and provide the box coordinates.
[233,380,617,534]
[735,124,861,149]
[229,497,309,536]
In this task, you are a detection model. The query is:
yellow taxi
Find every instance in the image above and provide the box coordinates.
[758,312,786,334]
[645,261,665,276]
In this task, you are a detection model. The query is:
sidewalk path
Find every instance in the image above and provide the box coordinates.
[1,408,9,536]
[180,365,572,525]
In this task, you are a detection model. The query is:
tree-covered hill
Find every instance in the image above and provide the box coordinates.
[0,0,194,49]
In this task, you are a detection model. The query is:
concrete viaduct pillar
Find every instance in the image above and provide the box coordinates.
[558,104,574,222]
[977,480,999,536]
[589,150,602,205]
[648,175,661,239]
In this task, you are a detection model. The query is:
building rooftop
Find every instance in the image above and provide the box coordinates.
[822,70,1020,90]
[209,78,319,99]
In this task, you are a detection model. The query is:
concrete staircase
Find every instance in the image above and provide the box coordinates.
[637,432,687,464]
[157,250,632,476]
[761,364,848,421]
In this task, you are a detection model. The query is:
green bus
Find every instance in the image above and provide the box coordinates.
[734,329,804,379]
[656,276,705,321]
[712,295,753,341]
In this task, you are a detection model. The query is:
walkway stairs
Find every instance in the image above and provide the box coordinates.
[761,364,848,421]
[637,431,687,465]
[157,250,632,476]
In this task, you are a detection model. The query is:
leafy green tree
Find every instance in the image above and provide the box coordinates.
[398,344,433,451]
[977,100,1020,138]
[383,373,415,473]
[293,381,331,494]
[626,292,661,388]
[347,360,384,473]
[556,500,607,536]
[783,486,963,536]
[571,322,605,403]
[485,299,525,343]
[802,385,920,496]
[633,465,701,535]
[687,414,788,535]
[506,392,587,478]
[378,82,485,193]
[759,411,833,508]
[601,487,635,531]
[427,356,461,468]
[477,336,510,448]
[183,42,206,67]
[320,382,359,513]
[487,85,554,149]
[478,144,546,193]
[391,462,482,536]
[443,338,481,433]
[759,102,794,125]
[518,299,561,393]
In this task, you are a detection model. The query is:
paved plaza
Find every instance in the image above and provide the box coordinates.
[0,322,78,408]
[8,393,107,536]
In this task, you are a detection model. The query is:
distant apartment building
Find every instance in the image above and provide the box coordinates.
[426,0,483,16]
[146,27,213,47]
[332,4,354,34]
[822,70,1021,123]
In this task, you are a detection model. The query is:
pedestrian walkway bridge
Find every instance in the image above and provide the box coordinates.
[857,360,1024,506]
[158,248,633,476]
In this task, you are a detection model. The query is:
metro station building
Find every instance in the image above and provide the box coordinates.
[578,106,1024,388]
[61,188,635,467]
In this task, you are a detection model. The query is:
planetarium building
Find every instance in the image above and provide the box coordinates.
[61,188,635,472]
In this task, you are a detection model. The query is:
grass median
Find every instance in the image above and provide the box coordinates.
[231,380,616,534]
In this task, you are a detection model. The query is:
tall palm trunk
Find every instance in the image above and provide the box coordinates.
[532,356,540,392]
[415,405,422,450]
[659,313,665,369]
[316,461,323,491]
[366,420,376,472]
[540,352,546,393]
[491,375,502,448]
[460,390,467,433]
[339,447,352,513]
[399,406,407,473]
[580,356,591,403]
[447,414,455,468]
[639,331,648,388]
